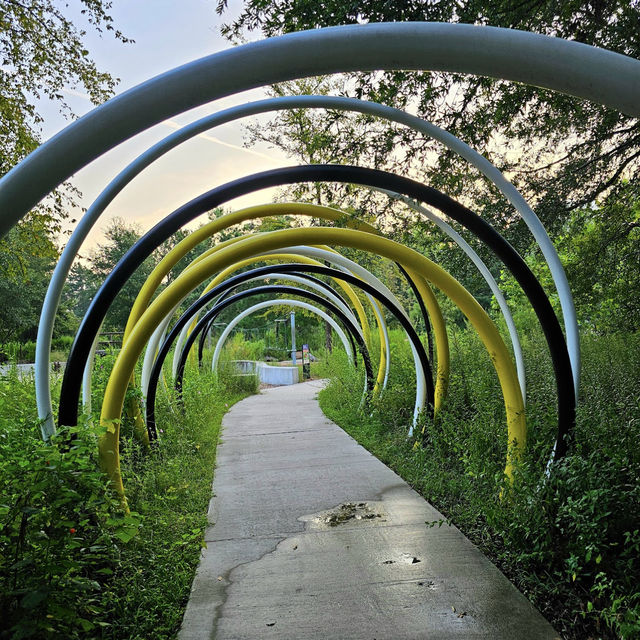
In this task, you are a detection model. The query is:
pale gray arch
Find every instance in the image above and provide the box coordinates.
[169,272,364,378]
[13,24,638,433]
[209,298,372,421]
[165,245,407,408]
[212,299,353,370]
[1,22,638,228]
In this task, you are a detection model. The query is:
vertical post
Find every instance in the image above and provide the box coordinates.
[290,311,296,365]
[302,343,310,379]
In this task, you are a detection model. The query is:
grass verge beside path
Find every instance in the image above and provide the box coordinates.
[0,366,258,639]
[317,329,640,640]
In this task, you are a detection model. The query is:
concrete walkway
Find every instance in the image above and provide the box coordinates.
[0,362,65,378]
[180,380,558,639]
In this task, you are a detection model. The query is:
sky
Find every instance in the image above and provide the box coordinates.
[39,0,291,251]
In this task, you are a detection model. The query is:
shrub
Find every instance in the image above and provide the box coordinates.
[318,326,640,639]
[0,416,124,638]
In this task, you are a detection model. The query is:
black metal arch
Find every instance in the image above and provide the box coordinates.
[146,283,376,437]
[196,270,356,368]
[173,284,365,394]
[58,165,574,460]
[174,263,432,409]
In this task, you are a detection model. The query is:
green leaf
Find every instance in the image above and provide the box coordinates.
[21,589,49,609]
[78,618,95,631]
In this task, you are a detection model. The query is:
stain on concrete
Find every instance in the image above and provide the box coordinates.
[381,553,422,565]
[300,501,387,530]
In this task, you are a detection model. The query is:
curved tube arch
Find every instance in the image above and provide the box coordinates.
[98,226,525,500]
[192,260,391,399]
[58,165,572,460]
[170,240,430,402]
[172,242,390,375]
[134,251,387,404]
[162,264,431,430]
[212,299,350,370]
[30,79,611,429]
[176,284,369,391]
[212,299,351,367]
[163,231,433,405]
[146,241,425,420]
[189,271,363,364]
[146,294,369,439]
[160,241,433,422]
[196,270,356,367]
[4,22,637,229]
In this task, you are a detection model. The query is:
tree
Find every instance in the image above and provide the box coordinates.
[0,219,59,344]
[65,218,156,333]
[245,77,407,214]
[218,1,640,244]
[1,0,130,178]
[0,1,131,347]
[560,181,640,333]
[1,0,131,271]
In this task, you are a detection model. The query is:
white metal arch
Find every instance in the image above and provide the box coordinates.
[170,271,364,378]
[2,23,638,229]
[211,299,354,370]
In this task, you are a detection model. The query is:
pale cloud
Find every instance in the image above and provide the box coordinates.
[162,119,282,165]
[61,87,92,100]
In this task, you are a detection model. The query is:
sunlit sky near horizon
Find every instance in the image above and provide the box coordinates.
[39,0,291,252]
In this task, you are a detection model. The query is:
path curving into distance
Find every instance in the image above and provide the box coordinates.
[178,380,558,640]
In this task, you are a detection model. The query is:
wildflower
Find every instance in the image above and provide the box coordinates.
[69,528,76,534]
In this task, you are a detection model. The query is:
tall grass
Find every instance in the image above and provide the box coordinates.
[317,328,640,639]
[0,358,257,639]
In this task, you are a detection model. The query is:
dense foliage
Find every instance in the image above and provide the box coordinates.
[219,0,640,233]
[317,327,640,639]
[0,361,256,638]
[0,0,129,176]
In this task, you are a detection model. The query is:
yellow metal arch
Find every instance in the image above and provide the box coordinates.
[123,203,380,343]
[102,227,525,503]
[123,202,447,409]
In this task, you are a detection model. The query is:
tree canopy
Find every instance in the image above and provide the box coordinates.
[1,0,130,176]
[219,0,640,236]
[0,0,131,243]
[0,0,130,349]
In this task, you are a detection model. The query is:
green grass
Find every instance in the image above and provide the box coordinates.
[0,362,257,639]
[317,328,640,640]
[101,370,257,639]
[2,328,638,638]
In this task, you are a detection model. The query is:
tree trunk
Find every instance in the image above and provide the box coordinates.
[325,319,332,353]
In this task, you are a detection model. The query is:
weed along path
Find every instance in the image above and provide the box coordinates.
[179,381,557,639]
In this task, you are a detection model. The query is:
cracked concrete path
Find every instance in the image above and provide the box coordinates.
[179,380,558,639]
